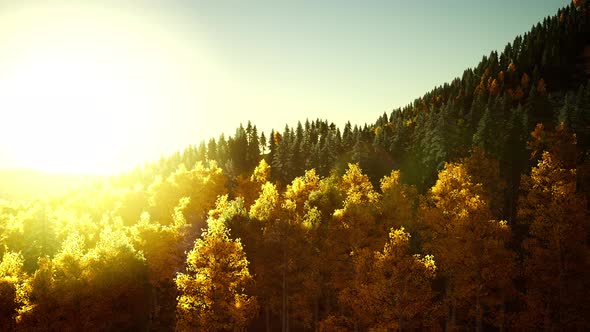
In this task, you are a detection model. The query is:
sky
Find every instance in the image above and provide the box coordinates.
[0,0,569,174]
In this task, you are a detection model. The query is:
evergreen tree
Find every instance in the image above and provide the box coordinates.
[246,122,261,171]
[196,141,207,163]
[229,124,249,175]
[207,138,218,162]
[217,133,230,167]
[260,132,267,156]
[267,130,276,166]
[342,121,354,152]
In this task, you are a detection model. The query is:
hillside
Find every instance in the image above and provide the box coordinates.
[1,1,590,331]
[137,1,590,222]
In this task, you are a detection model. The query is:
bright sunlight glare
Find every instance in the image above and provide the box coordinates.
[0,4,216,175]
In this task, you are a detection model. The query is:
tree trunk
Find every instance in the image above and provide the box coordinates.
[445,285,456,331]
[265,304,271,332]
[282,222,289,332]
[476,290,482,332]
[146,286,157,331]
[499,292,505,332]
[557,230,564,331]
[313,297,319,331]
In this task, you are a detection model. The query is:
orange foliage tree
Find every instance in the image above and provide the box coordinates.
[340,227,438,330]
[518,151,590,330]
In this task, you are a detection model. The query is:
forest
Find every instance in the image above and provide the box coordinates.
[1,1,590,331]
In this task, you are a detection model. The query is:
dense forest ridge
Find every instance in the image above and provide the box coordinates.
[1,1,590,331]
[125,0,590,217]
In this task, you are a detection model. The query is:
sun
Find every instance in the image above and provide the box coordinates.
[0,4,209,175]
[1,54,146,174]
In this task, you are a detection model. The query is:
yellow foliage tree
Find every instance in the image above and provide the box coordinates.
[249,182,280,223]
[130,198,191,330]
[247,170,322,330]
[234,159,272,208]
[420,161,515,331]
[148,161,227,225]
[251,158,271,184]
[379,170,419,235]
[0,252,29,330]
[19,229,149,331]
[284,169,320,216]
[338,163,380,209]
[176,217,257,331]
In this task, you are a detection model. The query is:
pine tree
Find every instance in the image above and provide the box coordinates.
[558,91,578,132]
[260,132,267,156]
[502,105,529,221]
[217,133,230,167]
[342,121,354,152]
[207,138,218,162]
[228,124,249,175]
[196,141,207,163]
[267,130,276,165]
[246,122,261,171]
[473,107,497,155]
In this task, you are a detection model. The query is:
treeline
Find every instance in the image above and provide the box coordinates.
[1,1,590,331]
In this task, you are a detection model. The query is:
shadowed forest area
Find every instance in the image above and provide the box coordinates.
[2,1,590,331]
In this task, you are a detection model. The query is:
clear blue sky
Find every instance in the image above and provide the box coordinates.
[0,0,569,174]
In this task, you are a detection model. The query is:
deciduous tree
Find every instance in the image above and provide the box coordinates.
[176,215,257,331]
